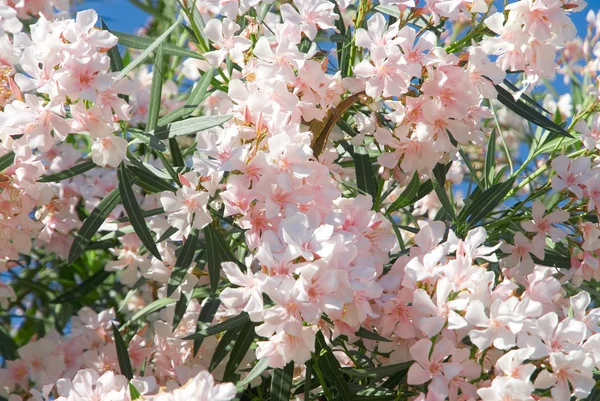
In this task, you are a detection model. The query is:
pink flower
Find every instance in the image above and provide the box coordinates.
[407,338,463,399]
[203,18,252,67]
[55,369,129,401]
[280,0,338,41]
[219,261,266,321]
[551,155,591,199]
[501,232,544,276]
[353,46,411,98]
[534,351,595,400]
[91,135,128,168]
[521,201,569,251]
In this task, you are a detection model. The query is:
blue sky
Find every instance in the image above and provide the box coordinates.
[83,0,595,35]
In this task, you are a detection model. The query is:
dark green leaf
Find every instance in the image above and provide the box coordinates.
[223,321,257,381]
[432,164,456,220]
[127,298,176,325]
[354,327,391,342]
[127,164,176,193]
[173,290,192,330]
[194,298,221,354]
[112,323,134,380]
[112,207,165,223]
[341,361,412,380]
[146,45,164,131]
[204,225,237,295]
[147,115,233,141]
[116,15,184,81]
[237,358,270,388]
[386,172,420,213]
[0,325,18,360]
[330,34,350,43]
[128,130,167,152]
[129,383,142,401]
[118,162,161,260]
[69,185,123,264]
[169,138,185,167]
[315,331,352,401]
[353,146,378,201]
[37,160,96,183]
[51,270,114,303]
[209,325,242,372]
[461,177,516,226]
[0,151,15,172]
[184,312,250,340]
[494,84,571,138]
[158,67,215,126]
[271,362,294,401]
[167,228,200,297]
[502,79,551,114]
[485,129,497,189]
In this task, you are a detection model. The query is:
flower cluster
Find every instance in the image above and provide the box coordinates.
[2,1,600,401]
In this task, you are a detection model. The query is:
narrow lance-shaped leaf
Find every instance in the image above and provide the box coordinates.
[432,163,456,220]
[118,162,162,260]
[184,312,250,340]
[462,177,516,226]
[167,228,199,297]
[151,115,233,140]
[0,151,15,172]
[204,225,237,294]
[209,325,242,372]
[126,298,176,327]
[37,160,97,183]
[116,14,183,81]
[314,331,352,401]
[386,172,420,213]
[146,45,164,132]
[111,30,203,60]
[353,146,378,201]
[158,67,215,126]
[223,321,257,381]
[69,184,127,264]
[112,323,134,380]
[237,358,270,388]
[485,129,497,189]
[271,362,294,401]
[172,290,192,330]
[493,83,571,138]
[51,270,114,304]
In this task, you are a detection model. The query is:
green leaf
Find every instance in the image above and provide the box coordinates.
[129,383,142,401]
[534,136,580,156]
[172,290,192,330]
[149,115,233,140]
[0,151,15,172]
[112,207,165,223]
[102,21,125,72]
[353,146,378,201]
[485,129,497,189]
[354,327,391,342]
[193,298,221,354]
[128,129,167,152]
[271,362,294,401]
[374,5,400,18]
[158,67,215,126]
[127,298,176,325]
[341,361,412,380]
[0,325,18,360]
[461,177,516,226]
[146,45,164,132]
[204,225,236,295]
[386,172,420,213]
[51,270,114,304]
[315,331,352,401]
[126,164,176,193]
[237,358,270,388]
[223,320,257,381]
[494,84,571,138]
[118,277,146,312]
[432,164,456,220]
[37,160,97,183]
[118,162,161,260]
[330,34,350,43]
[69,185,123,264]
[169,138,185,167]
[184,312,250,340]
[167,228,200,297]
[116,14,184,81]
[112,323,134,380]
[209,325,242,372]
